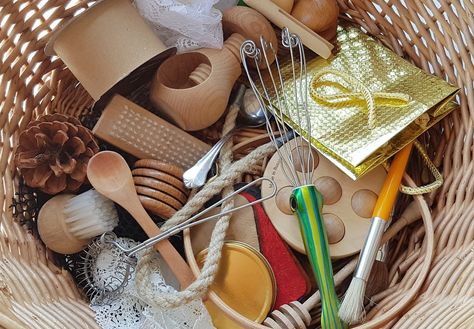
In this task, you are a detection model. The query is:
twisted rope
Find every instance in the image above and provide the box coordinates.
[135,104,276,308]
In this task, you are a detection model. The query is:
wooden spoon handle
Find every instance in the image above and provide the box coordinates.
[128,201,195,288]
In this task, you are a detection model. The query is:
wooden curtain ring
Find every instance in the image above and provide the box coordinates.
[137,195,177,219]
[134,159,185,178]
[133,176,188,204]
[132,168,188,194]
[135,186,183,210]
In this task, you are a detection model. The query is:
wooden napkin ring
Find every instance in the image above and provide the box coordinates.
[137,194,178,219]
[134,159,184,179]
[132,168,188,195]
[133,176,188,204]
[135,186,183,211]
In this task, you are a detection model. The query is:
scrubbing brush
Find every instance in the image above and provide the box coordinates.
[338,143,413,324]
[38,190,119,254]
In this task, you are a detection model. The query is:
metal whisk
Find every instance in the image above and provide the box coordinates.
[240,28,347,329]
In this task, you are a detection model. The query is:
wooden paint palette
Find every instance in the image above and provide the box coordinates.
[261,142,387,258]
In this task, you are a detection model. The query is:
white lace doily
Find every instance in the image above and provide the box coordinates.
[134,0,223,53]
[90,237,215,329]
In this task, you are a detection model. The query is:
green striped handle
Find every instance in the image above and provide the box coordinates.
[291,185,347,329]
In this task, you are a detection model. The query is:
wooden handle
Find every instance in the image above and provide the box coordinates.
[291,185,347,329]
[128,200,195,288]
[373,143,414,220]
[243,0,333,58]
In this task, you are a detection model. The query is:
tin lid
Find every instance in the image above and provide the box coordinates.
[196,241,276,325]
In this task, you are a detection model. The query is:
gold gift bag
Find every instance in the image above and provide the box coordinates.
[269,26,459,179]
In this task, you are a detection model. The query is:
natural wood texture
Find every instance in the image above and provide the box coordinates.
[222,6,278,69]
[244,0,334,58]
[37,194,89,254]
[150,34,244,131]
[0,0,473,328]
[93,95,211,169]
[271,0,295,13]
[86,151,195,289]
[291,0,339,36]
[261,141,387,259]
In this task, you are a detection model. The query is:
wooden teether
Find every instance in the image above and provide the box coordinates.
[262,143,387,258]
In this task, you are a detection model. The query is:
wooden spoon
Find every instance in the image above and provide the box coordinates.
[87,151,194,289]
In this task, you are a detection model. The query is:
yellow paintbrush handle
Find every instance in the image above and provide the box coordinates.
[372,142,414,220]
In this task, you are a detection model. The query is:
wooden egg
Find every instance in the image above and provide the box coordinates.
[291,0,339,33]
[315,176,341,205]
[271,0,294,12]
[351,189,378,218]
[262,139,387,258]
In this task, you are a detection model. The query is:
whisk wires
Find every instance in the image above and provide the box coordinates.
[241,28,315,188]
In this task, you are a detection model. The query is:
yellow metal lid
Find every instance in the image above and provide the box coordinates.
[196,241,276,328]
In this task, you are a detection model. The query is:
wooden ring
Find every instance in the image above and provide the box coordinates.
[134,159,184,179]
[135,185,183,210]
[133,176,188,204]
[137,195,177,219]
[132,168,188,194]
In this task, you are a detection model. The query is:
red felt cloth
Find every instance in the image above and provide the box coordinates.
[241,192,309,309]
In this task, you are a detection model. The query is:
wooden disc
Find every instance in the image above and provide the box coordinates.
[137,195,177,219]
[135,185,183,210]
[261,138,387,258]
[132,168,188,194]
[134,159,184,178]
[133,176,188,204]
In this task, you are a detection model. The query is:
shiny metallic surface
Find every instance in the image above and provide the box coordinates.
[354,216,386,281]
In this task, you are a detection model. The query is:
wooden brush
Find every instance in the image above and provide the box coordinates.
[338,143,413,324]
[38,189,119,254]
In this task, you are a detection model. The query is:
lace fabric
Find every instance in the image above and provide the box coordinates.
[90,237,215,329]
[133,0,223,53]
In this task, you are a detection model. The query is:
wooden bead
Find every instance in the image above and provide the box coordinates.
[351,189,378,218]
[315,176,342,205]
[291,0,339,33]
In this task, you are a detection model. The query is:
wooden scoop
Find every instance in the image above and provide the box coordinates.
[87,151,194,289]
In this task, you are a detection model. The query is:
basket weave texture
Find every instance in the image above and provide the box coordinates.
[0,0,473,328]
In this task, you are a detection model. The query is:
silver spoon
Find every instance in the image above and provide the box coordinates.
[183,85,266,188]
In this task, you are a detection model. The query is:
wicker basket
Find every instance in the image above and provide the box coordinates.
[1,1,473,328]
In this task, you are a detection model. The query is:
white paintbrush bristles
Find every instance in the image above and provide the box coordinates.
[64,189,119,240]
[339,277,367,324]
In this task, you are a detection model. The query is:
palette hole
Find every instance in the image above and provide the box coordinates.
[314,176,342,205]
[275,186,294,215]
[323,213,345,244]
[351,189,378,218]
[290,145,319,173]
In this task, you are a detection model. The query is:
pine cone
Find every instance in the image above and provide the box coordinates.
[14,114,99,194]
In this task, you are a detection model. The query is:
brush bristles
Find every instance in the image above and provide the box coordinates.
[339,277,367,325]
[64,190,119,240]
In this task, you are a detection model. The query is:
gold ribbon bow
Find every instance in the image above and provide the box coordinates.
[310,69,412,129]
